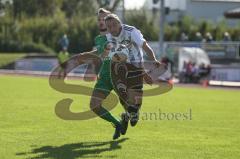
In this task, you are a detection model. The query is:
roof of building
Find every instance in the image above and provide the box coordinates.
[224,7,240,18]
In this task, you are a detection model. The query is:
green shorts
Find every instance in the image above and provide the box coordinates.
[94,75,113,96]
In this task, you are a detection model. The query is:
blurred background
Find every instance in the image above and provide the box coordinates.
[0,0,240,87]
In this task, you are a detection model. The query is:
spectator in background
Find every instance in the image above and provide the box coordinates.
[179,61,187,83]
[195,32,203,42]
[199,63,211,76]
[191,63,199,83]
[186,61,193,82]
[57,34,70,78]
[180,32,188,42]
[206,64,211,75]
[191,63,197,74]
[199,63,206,76]
[204,32,213,42]
[59,34,69,51]
[57,47,70,78]
[223,32,232,41]
[183,61,187,73]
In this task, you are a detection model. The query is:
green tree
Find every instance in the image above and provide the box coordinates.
[126,10,159,41]
[12,0,61,19]
[97,0,121,12]
[61,0,96,18]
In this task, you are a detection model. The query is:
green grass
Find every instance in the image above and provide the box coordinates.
[0,53,26,67]
[0,75,240,159]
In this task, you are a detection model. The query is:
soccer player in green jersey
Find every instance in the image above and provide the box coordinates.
[85,8,125,140]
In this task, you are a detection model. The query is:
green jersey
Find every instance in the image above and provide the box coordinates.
[94,35,111,78]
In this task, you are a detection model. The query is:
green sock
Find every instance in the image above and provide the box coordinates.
[98,106,120,127]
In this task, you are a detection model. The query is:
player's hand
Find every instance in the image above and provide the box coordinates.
[105,43,112,51]
[102,43,111,58]
[143,73,153,85]
[153,60,161,68]
[153,60,168,70]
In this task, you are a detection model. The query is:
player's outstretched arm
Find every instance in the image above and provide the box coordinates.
[142,41,160,64]
[142,41,163,85]
[79,50,98,55]
[71,50,99,64]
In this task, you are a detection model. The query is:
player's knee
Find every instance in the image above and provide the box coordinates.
[90,97,102,112]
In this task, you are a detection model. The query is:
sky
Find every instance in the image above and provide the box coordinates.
[124,0,146,9]
[124,0,240,10]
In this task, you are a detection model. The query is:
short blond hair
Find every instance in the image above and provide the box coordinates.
[97,8,111,16]
[104,13,122,24]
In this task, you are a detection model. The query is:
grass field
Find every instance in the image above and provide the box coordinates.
[0,53,26,68]
[0,75,240,159]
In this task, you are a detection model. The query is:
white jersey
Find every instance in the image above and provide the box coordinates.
[106,24,146,68]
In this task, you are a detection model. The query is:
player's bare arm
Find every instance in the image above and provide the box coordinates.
[142,41,161,65]
[142,41,162,84]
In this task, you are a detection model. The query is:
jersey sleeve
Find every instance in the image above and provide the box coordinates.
[131,28,146,47]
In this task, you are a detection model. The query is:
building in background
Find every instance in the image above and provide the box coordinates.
[144,0,240,26]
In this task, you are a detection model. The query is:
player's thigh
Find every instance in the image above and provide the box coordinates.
[90,78,113,109]
[90,89,109,109]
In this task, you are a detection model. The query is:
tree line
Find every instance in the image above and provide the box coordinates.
[0,0,239,54]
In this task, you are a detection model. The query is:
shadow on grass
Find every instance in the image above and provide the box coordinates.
[16,138,129,159]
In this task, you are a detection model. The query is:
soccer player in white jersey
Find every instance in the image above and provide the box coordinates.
[104,13,161,131]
